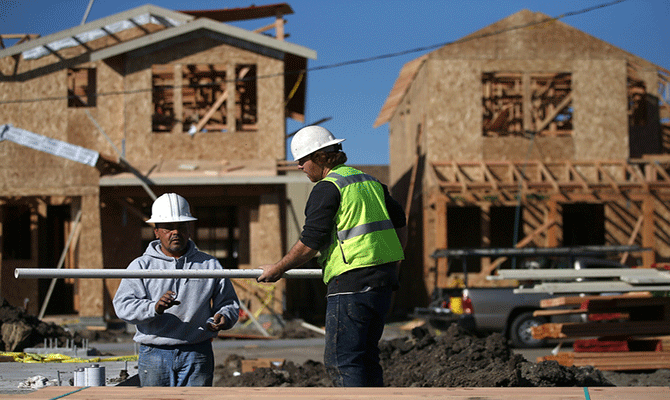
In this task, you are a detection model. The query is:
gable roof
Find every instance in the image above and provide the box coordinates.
[373,54,427,128]
[374,9,666,128]
[0,4,316,62]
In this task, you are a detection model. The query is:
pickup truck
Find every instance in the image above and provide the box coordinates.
[415,257,625,348]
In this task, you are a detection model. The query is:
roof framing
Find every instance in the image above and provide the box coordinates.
[0,5,192,60]
[0,4,316,62]
[178,3,293,22]
[91,17,316,62]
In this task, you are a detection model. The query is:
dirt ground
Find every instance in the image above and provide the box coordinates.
[213,324,669,387]
[1,297,668,387]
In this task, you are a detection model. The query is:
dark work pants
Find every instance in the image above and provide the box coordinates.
[324,286,392,387]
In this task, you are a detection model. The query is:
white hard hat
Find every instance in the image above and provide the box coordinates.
[290,126,345,161]
[146,193,198,224]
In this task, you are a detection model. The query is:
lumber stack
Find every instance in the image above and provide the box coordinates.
[533,293,670,370]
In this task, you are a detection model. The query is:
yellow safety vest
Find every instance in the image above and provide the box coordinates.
[318,165,404,284]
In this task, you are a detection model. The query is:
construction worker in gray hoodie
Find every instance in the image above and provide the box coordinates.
[113,193,239,387]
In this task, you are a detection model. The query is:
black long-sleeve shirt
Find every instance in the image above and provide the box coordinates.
[300,177,406,294]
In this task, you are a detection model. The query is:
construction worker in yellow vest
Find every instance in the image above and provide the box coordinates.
[258,126,406,387]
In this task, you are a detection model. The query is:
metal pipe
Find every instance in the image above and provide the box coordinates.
[15,268,322,279]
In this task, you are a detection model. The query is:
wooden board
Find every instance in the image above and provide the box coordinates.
[540,351,670,371]
[539,293,651,308]
[7,387,670,400]
[532,320,670,339]
[240,358,285,373]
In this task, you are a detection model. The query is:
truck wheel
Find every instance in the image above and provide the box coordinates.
[509,312,547,348]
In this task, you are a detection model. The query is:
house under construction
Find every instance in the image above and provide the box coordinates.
[0,3,317,320]
[377,10,670,309]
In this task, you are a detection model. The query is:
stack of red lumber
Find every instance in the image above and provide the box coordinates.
[531,293,670,371]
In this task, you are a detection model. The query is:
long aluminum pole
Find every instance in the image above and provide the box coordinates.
[15,268,322,279]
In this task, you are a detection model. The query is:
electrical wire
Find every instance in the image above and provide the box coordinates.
[0,0,630,105]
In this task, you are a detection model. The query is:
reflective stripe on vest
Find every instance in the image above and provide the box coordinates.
[318,165,404,284]
[337,219,395,241]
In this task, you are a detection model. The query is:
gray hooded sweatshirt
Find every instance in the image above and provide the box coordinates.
[113,239,239,346]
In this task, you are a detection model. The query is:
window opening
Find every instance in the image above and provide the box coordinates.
[531,73,572,135]
[482,72,523,136]
[235,64,257,131]
[183,64,227,133]
[2,205,32,260]
[628,76,647,127]
[67,68,96,107]
[482,72,572,136]
[194,206,239,268]
[152,65,175,132]
[446,206,482,273]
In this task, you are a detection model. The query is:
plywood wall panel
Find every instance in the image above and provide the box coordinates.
[433,10,658,71]
[483,136,574,161]
[425,60,482,164]
[573,60,628,161]
[78,193,104,316]
[248,193,285,314]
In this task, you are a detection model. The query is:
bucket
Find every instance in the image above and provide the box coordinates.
[73,368,85,386]
[84,364,106,386]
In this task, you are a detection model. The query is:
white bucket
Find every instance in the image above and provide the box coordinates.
[84,364,106,386]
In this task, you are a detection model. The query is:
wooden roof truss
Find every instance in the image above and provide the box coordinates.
[431,159,670,204]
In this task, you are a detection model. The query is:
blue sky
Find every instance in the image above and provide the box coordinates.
[1,0,668,165]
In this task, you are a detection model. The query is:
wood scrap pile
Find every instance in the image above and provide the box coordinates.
[532,293,670,371]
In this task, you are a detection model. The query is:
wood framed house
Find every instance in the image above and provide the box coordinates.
[376,10,670,310]
[0,3,316,320]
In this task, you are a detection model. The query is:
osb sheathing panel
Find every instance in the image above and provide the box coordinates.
[483,136,574,161]
[0,55,105,196]
[432,10,658,71]
[425,60,482,165]
[248,193,284,314]
[78,193,105,316]
[388,62,430,187]
[123,37,285,165]
[573,60,628,161]
[76,57,126,156]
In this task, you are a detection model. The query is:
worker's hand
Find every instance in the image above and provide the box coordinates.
[155,291,180,314]
[206,313,226,332]
[257,264,284,283]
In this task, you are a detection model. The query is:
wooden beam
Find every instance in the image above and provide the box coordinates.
[547,197,559,247]
[194,67,250,133]
[405,118,424,217]
[194,89,228,133]
[642,194,655,267]
[535,92,572,132]
[620,215,643,265]
[435,199,449,289]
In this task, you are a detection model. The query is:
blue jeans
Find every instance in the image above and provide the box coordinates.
[324,286,392,387]
[138,341,214,387]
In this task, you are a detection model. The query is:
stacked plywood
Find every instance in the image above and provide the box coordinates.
[533,294,670,370]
